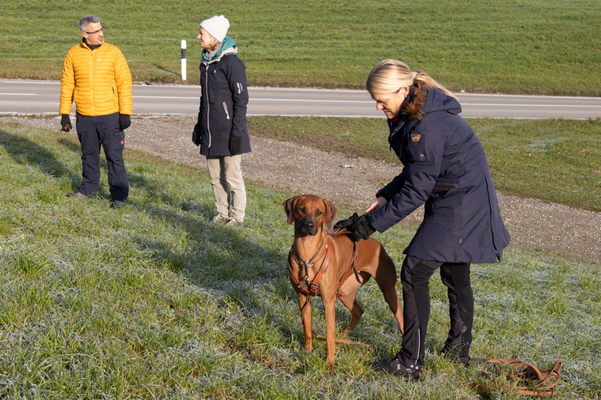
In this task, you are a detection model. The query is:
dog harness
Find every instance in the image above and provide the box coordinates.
[287,235,358,298]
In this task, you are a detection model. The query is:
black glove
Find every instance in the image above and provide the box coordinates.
[60,114,72,132]
[119,114,131,131]
[192,125,202,146]
[229,135,242,155]
[333,212,360,231]
[336,213,376,242]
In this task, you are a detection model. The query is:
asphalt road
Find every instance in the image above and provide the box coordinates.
[2,79,601,119]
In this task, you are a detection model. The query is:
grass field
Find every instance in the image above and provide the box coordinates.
[2,0,601,95]
[1,121,600,398]
[2,1,601,397]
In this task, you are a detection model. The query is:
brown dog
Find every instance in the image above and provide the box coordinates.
[284,194,404,363]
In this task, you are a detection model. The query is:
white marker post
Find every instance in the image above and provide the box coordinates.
[181,40,187,81]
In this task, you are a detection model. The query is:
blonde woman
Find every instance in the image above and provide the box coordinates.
[192,15,250,226]
[334,60,510,379]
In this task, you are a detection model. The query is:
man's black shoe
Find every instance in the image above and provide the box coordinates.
[372,358,422,380]
[68,192,97,199]
[110,200,125,209]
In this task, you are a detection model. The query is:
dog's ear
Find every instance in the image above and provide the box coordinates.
[283,196,299,225]
[323,199,337,231]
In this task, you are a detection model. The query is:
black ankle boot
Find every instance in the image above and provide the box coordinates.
[372,358,422,380]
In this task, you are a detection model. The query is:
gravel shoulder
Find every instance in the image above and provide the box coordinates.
[4,114,600,264]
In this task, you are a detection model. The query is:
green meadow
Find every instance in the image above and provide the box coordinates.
[2,0,601,398]
[1,122,600,398]
[1,0,601,95]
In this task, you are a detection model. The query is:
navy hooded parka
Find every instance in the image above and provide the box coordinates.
[369,86,510,263]
[196,37,251,157]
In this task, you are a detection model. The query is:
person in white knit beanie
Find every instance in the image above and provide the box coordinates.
[193,15,251,227]
[199,15,230,44]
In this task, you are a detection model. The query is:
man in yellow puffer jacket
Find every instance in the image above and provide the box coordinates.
[59,15,132,208]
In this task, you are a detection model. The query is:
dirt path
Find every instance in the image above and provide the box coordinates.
[4,114,600,264]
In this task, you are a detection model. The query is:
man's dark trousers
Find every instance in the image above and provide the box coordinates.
[76,112,129,201]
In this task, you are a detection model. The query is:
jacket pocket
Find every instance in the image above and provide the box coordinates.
[112,86,119,109]
[222,102,230,120]
[430,181,458,199]
[114,129,125,149]
[425,186,463,221]
[407,132,428,162]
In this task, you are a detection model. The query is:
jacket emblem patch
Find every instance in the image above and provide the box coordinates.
[411,134,421,142]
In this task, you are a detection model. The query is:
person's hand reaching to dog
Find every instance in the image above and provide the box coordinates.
[334,212,376,242]
[364,196,388,215]
[334,196,388,241]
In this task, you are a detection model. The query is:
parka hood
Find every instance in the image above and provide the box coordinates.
[419,86,462,116]
[389,86,462,136]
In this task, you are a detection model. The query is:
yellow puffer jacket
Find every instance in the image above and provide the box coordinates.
[60,41,132,116]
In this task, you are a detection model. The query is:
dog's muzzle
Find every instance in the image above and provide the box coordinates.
[300,219,318,236]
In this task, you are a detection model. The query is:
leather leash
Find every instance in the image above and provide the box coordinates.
[311,330,371,348]
[331,230,562,394]
[290,233,563,388]
[470,359,562,397]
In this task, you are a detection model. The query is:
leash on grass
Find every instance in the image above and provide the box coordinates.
[320,231,563,394]
[469,359,562,397]
[311,330,371,348]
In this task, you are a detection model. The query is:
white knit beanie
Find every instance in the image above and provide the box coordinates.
[200,15,230,43]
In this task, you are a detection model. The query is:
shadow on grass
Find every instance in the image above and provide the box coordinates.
[154,64,181,78]
[0,128,337,364]
[57,137,81,153]
[129,171,287,282]
[1,125,293,331]
[125,171,302,349]
[0,129,81,190]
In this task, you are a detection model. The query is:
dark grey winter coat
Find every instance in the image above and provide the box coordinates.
[196,37,251,157]
[368,86,510,263]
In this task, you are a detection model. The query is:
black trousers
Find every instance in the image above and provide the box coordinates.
[76,112,129,201]
[396,255,474,368]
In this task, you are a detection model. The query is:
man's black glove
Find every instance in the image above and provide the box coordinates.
[192,125,202,146]
[119,114,131,131]
[229,135,242,155]
[334,213,376,242]
[60,114,72,132]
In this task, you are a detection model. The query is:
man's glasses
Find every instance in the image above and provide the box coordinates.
[85,27,104,35]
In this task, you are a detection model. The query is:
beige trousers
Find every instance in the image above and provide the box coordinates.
[206,155,246,222]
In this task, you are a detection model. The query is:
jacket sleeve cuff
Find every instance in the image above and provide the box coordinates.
[376,192,391,202]
[368,208,396,233]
